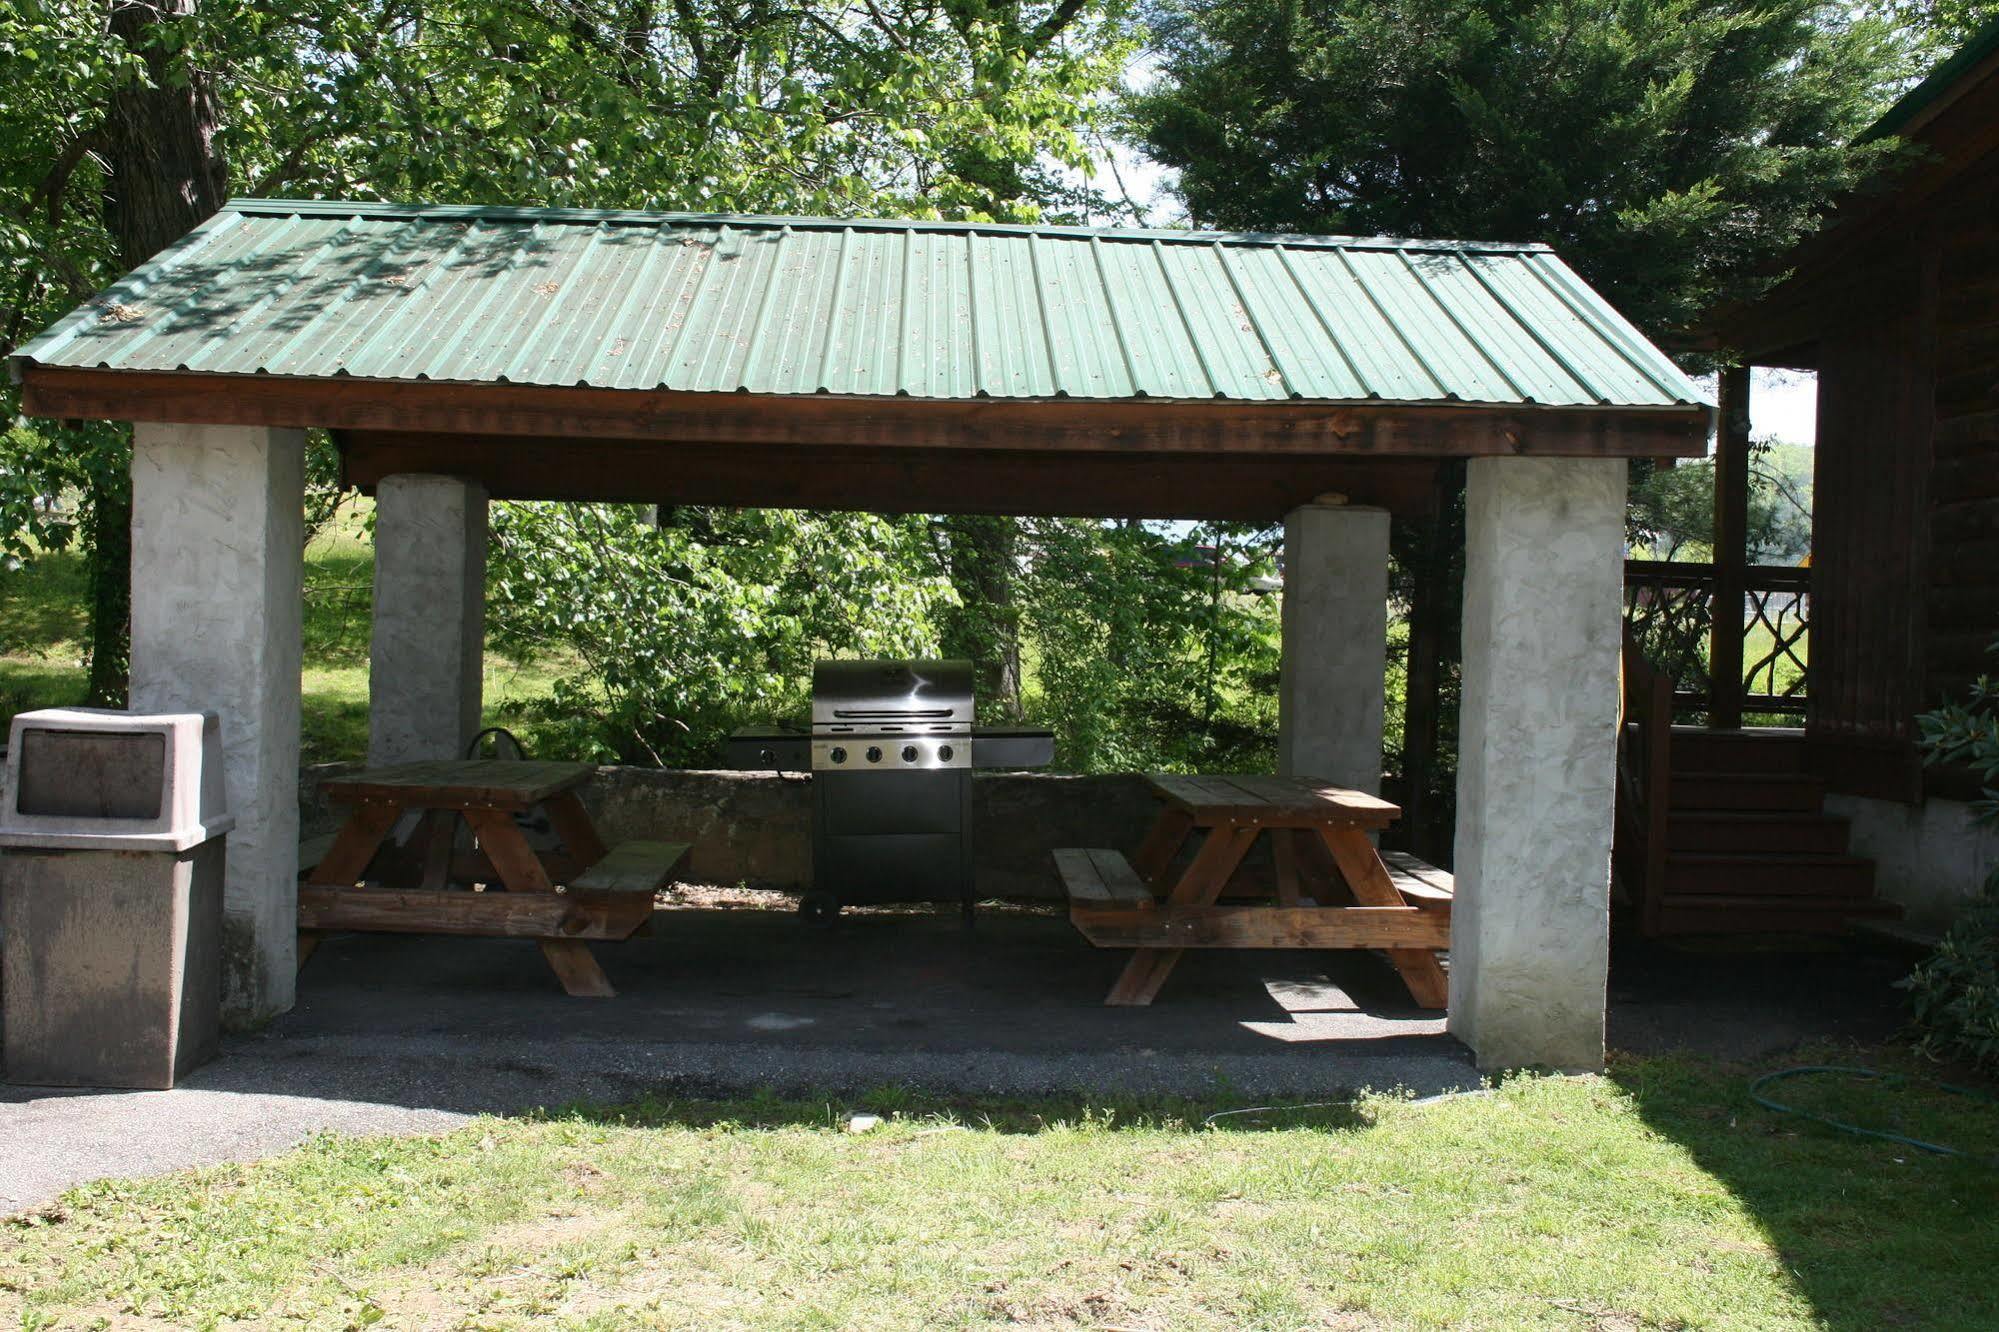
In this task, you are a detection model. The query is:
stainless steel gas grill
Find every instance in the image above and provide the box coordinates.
[722,658,1053,922]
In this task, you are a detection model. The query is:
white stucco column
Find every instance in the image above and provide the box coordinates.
[1450,457,1626,1072]
[368,474,488,766]
[130,423,305,1025]
[1277,501,1390,792]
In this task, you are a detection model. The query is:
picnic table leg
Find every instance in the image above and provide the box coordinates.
[1318,826,1449,1009]
[1105,825,1258,1006]
[541,790,610,869]
[1272,829,1303,907]
[465,807,617,998]
[1130,808,1195,890]
[1290,828,1351,905]
[300,800,404,975]
[306,801,402,887]
[417,810,458,890]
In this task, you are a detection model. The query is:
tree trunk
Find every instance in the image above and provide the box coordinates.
[1395,463,1466,865]
[86,0,228,704]
[938,515,1022,718]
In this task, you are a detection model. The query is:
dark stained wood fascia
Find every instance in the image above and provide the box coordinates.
[19,366,1708,459]
[337,432,1449,519]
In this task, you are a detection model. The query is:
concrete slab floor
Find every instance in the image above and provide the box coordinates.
[2,904,1472,1212]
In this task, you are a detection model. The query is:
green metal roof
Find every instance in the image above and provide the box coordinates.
[13,198,1703,409]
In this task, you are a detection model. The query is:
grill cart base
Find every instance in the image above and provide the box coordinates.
[811,767,974,922]
[721,659,1052,924]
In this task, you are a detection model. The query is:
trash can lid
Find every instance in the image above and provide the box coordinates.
[0,708,235,852]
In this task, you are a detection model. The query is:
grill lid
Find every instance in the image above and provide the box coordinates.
[812,659,973,729]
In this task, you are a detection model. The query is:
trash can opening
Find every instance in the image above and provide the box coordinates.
[16,729,167,821]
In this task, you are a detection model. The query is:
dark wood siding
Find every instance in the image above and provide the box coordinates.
[1805,252,1934,801]
[1928,205,1999,730]
[1716,53,1999,804]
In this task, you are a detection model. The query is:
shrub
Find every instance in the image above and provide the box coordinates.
[1906,661,1999,1073]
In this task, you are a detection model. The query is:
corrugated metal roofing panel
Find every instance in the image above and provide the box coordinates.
[13,198,1707,409]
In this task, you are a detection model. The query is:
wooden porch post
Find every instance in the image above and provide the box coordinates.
[1710,365,1751,729]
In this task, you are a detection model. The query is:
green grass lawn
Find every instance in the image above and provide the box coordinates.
[3,1052,1995,1330]
[0,504,574,764]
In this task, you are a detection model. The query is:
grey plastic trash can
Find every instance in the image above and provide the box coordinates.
[0,707,233,1089]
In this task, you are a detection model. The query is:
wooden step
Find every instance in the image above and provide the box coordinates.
[1664,852,1875,898]
[1668,772,1825,813]
[1668,727,1808,774]
[1652,893,1902,935]
[1665,812,1851,855]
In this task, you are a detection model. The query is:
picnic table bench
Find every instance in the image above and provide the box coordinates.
[297,760,688,997]
[1055,773,1451,1007]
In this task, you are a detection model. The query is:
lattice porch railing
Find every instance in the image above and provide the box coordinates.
[1622,559,1810,722]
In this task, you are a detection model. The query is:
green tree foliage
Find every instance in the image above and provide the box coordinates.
[1628,439,1813,562]
[1907,659,1999,1073]
[1870,0,1999,55]
[1017,519,1282,772]
[1128,0,1912,339]
[1,0,1133,695]
[482,506,1284,772]
[485,503,957,764]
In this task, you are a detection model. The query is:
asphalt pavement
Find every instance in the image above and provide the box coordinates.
[1,905,1921,1213]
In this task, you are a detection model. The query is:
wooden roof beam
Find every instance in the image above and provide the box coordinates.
[21,367,1708,461]
[335,431,1450,520]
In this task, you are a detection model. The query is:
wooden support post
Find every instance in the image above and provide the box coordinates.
[1711,365,1751,730]
[1398,469,1456,861]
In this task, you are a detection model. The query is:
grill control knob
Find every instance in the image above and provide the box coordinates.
[901,745,919,764]
[828,746,847,765]
[865,745,883,763]
[937,744,955,763]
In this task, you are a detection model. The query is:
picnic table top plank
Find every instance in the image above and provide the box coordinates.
[1143,772,1400,828]
[321,759,595,809]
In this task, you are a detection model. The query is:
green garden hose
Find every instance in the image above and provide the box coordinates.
[1748,1065,1998,1163]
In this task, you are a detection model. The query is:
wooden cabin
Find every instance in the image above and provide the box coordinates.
[1622,23,1999,934]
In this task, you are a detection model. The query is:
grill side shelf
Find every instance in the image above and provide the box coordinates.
[971,730,1056,769]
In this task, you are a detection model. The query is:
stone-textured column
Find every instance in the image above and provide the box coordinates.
[368,474,488,766]
[1450,457,1626,1071]
[129,423,305,1025]
[1277,501,1390,792]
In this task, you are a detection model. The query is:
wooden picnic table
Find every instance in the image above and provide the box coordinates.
[297,760,687,998]
[1055,773,1451,1008]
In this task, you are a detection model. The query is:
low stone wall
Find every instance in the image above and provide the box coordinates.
[301,765,1161,900]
